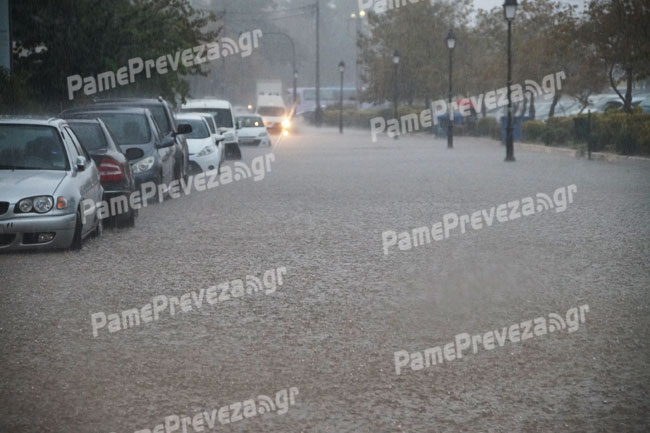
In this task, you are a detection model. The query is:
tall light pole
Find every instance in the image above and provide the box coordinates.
[350,10,366,109]
[504,0,518,162]
[314,0,323,126]
[338,61,345,134]
[392,50,400,139]
[446,29,456,149]
[293,69,298,114]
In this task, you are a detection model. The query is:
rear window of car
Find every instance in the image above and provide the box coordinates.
[67,123,108,152]
[0,124,69,171]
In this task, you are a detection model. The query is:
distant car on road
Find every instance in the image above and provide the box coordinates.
[0,118,104,251]
[66,118,138,227]
[176,113,224,175]
[61,107,178,202]
[236,114,271,146]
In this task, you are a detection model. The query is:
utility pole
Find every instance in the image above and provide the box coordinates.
[314,0,322,125]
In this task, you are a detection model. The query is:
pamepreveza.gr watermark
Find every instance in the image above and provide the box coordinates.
[67,29,263,100]
[91,266,287,337]
[394,304,589,375]
[81,153,275,225]
[115,386,299,433]
[370,71,566,142]
[358,0,420,14]
[382,184,577,255]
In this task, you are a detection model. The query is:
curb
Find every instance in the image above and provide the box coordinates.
[516,142,650,163]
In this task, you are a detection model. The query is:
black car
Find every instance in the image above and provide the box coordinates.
[92,98,191,182]
[66,118,138,227]
[61,107,177,202]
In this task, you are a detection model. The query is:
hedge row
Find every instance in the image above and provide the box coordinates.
[522,110,650,156]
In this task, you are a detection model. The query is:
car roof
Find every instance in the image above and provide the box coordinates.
[61,106,151,116]
[182,99,232,109]
[93,97,169,106]
[0,117,67,127]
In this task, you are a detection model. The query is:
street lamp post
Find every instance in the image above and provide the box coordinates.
[293,70,298,114]
[339,61,345,134]
[350,10,366,109]
[504,0,518,162]
[392,50,400,139]
[446,29,456,149]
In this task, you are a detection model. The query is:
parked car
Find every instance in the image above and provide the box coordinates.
[66,118,138,227]
[61,107,177,202]
[92,97,191,182]
[176,113,224,175]
[236,114,271,146]
[188,111,226,144]
[181,99,241,160]
[0,118,104,251]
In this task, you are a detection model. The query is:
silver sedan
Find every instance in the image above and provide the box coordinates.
[0,118,104,251]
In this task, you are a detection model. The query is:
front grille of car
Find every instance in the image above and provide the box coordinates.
[0,202,8,215]
[0,234,16,247]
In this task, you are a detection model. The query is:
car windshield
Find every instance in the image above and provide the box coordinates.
[67,123,108,152]
[237,116,264,128]
[257,106,285,117]
[184,108,233,128]
[180,118,209,139]
[81,113,151,145]
[200,116,216,134]
[0,124,69,171]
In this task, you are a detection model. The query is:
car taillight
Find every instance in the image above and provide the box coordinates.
[98,157,125,182]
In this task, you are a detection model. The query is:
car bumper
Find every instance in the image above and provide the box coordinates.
[0,213,77,252]
[189,153,221,174]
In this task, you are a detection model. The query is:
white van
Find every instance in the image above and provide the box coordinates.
[181,99,241,160]
[256,94,290,133]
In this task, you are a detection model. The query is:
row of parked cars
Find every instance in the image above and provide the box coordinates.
[0,97,273,252]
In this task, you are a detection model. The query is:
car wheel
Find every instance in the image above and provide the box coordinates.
[70,209,83,251]
[153,173,164,203]
[93,216,103,238]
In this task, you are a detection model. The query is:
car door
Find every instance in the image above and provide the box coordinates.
[62,127,100,233]
[151,117,174,184]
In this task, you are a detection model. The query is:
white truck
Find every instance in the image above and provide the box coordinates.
[256,80,290,133]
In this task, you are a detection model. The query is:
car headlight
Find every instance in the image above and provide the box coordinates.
[281,119,291,128]
[197,145,215,157]
[132,156,155,173]
[16,196,54,214]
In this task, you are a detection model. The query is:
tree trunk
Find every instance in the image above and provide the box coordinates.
[624,67,633,113]
[548,92,561,119]
[529,93,536,119]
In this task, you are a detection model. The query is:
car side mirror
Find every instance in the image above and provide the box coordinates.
[214,134,225,145]
[125,148,145,161]
[157,136,175,149]
[218,127,228,134]
[75,156,87,171]
[176,123,192,135]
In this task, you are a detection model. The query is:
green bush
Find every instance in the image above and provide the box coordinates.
[476,117,500,140]
[522,120,545,141]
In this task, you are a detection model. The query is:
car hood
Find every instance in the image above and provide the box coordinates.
[0,170,67,202]
[238,127,267,137]
[186,137,215,153]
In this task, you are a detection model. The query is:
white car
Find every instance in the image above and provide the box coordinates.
[176,114,223,175]
[181,99,241,160]
[236,114,271,147]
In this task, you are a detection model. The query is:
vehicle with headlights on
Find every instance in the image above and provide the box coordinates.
[0,118,104,251]
[236,114,271,146]
[66,118,139,228]
[176,113,224,175]
[61,107,180,202]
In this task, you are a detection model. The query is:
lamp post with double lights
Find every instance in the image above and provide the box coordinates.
[338,61,345,134]
[446,29,456,149]
[504,0,518,162]
[392,50,400,138]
